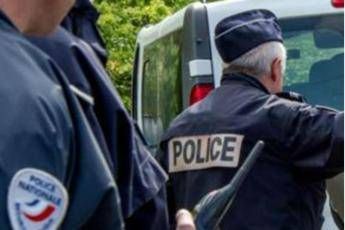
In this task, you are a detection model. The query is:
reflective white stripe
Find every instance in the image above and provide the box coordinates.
[215,18,275,40]
[189,59,213,77]
[69,85,95,106]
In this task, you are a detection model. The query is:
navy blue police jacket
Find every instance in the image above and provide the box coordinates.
[0,12,124,229]
[28,26,169,230]
[61,0,108,64]
[158,73,344,229]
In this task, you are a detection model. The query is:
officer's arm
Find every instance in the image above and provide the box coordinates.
[156,142,178,227]
[0,85,73,178]
[125,187,169,230]
[279,101,344,180]
[0,73,73,228]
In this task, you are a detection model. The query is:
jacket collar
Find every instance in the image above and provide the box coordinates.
[221,72,270,94]
[0,10,19,33]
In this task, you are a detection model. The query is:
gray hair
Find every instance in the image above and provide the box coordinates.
[223,41,287,78]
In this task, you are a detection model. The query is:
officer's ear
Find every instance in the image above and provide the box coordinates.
[270,58,282,83]
[268,58,283,93]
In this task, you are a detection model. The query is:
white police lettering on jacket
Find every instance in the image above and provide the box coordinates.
[168,134,244,173]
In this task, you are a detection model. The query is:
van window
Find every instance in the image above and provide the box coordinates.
[281,14,344,110]
[141,30,182,150]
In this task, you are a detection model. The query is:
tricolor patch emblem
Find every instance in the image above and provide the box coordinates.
[7,168,68,230]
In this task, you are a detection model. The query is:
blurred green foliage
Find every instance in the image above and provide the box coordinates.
[94,0,195,110]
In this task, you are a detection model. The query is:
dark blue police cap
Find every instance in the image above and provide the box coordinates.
[215,9,283,63]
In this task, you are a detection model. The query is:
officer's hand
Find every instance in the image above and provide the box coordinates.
[176,209,196,230]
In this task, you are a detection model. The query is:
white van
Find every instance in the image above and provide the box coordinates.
[132,0,344,225]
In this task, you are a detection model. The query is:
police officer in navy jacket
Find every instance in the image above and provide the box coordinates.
[158,9,344,229]
[0,0,123,229]
[27,1,169,229]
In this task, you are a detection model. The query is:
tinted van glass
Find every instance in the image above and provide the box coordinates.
[282,14,344,110]
[141,30,182,151]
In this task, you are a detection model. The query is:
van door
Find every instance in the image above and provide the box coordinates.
[139,31,183,154]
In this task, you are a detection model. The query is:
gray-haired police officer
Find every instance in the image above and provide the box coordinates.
[158,9,344,229]
[0,0,123,229]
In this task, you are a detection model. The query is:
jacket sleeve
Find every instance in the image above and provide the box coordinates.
[121,130,169,230]
[156,142,179,227]
[271,97,344,181]
[125,187,170,230]
[0,61,74,227]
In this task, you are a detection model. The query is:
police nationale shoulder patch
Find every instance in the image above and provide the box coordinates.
[168,133,244,173]
[7,168,68,230]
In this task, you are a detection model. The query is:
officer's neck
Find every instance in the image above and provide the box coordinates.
[258,74,275,94]
[0,1,48,36]
[258,73,283,94]
[0,2,26,33]
[222,72,271,94]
